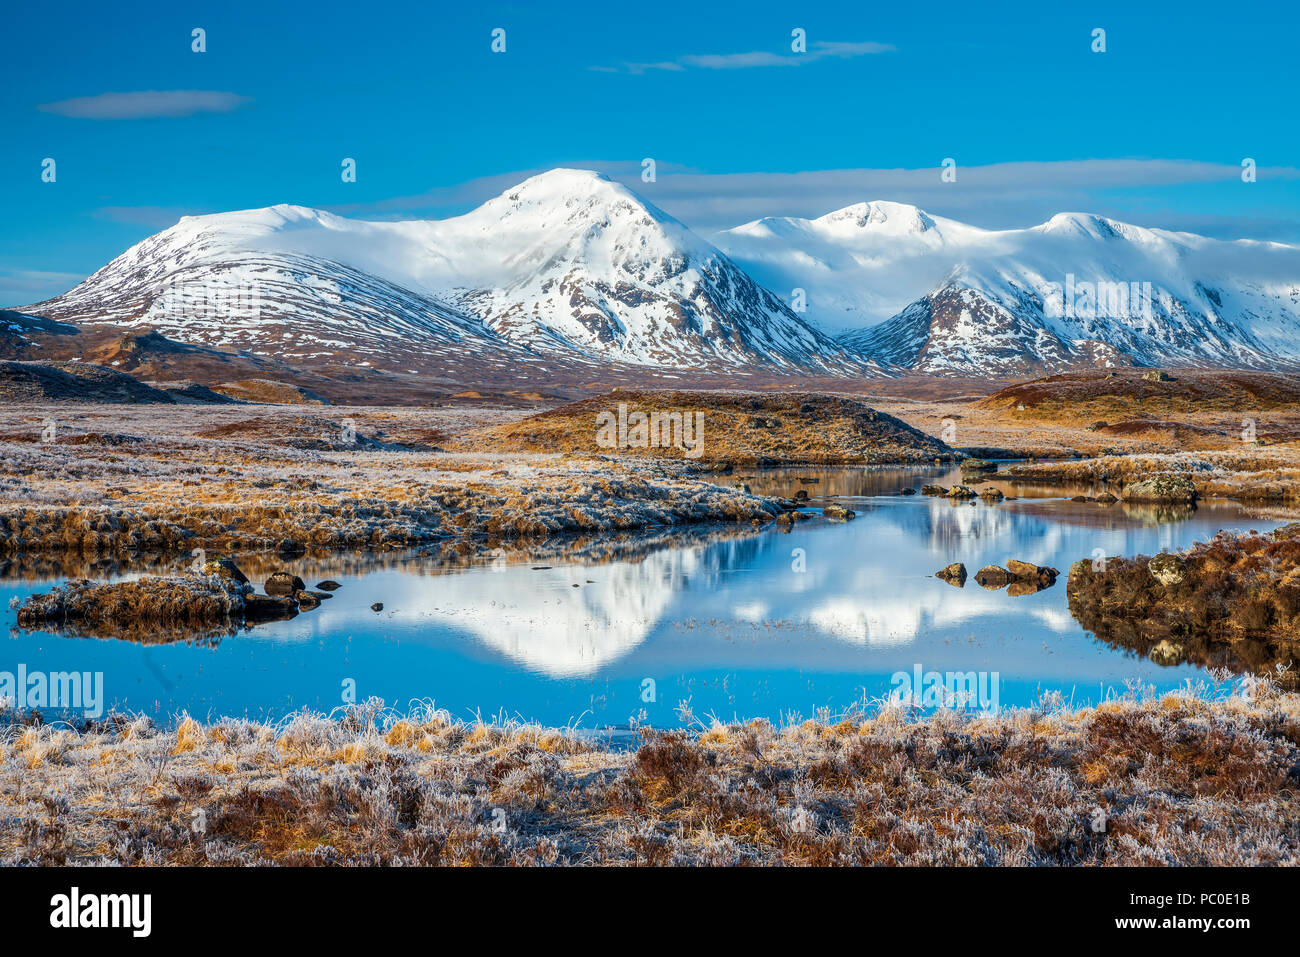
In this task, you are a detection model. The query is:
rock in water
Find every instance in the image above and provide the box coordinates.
[1148,553,1188,586]
[920,485,947,496]
[1125,475,1197,503]
[975,565,1013,589]
[265,571,306,597]
[201,556,249,585]
[370,602,384,612]
[1006,560,1059,586]
[316,580,342,591]
[936,562,967,587]
[244,593,299,622]
[823,503,855,520]
[946,485,978,500]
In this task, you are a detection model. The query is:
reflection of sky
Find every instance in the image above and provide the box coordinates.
[1,482,1284,728]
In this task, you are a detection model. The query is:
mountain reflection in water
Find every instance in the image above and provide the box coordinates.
[3,466,1287,726]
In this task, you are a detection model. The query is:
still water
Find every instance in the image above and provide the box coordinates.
[2,465,1284,727]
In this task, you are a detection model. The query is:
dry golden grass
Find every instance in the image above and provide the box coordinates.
[456,389,955,465]
[3,689,1297,866]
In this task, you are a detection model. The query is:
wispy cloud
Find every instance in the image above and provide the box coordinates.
[36,90,251,120]
[596,40,894,74]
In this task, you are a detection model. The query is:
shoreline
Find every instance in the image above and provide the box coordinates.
[4,686,1297,866]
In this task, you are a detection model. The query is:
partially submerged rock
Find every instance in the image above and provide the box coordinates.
[244,593,298,622]
[823,503,856,521]
[1124,475,1197,503]
[976,561,1059,593]
[978,487,1005,502]
[201,555,249,585]
[920,485,946,496]
[975,565,1012,589]
[946,485,978,500]
[265,571,307,597]
[936,562,967,587]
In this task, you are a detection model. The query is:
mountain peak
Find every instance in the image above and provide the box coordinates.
[816,201,937,235]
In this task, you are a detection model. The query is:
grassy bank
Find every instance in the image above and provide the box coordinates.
[4,686,1298,866]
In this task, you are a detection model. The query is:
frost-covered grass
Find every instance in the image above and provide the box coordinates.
[3,683,1297,866]
[1004,449,1300,505]
[0,404,784,555]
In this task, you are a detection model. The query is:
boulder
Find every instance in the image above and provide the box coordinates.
[201,556,249,585]
[961,458,998,473]
[1124,475,1197,503]
[975,565,1013,589]
[316,580,342,591]
[946,485,978,499]
[823,503,856,521]
[370,602,384,612]
[899,487,917,496]
[1148,553,1187,586]
[276,538,306,557]
[244,593,298,622]
[1095,492,1119,504]
[265,571,307,597]
[978,487,1005,502]
[920,485,947,496]
[1006,560,1059,586]
[793,488,809,502]
[936,562,967,587]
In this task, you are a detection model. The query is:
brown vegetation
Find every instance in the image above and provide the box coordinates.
[1067,525,1300,688]
[458,390,955,465]
[3,689,1297,866]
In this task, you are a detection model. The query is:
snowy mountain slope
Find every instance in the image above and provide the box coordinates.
[717,205,1300,375]
[23,171,875,375]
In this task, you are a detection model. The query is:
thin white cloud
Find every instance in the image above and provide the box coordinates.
[36,90,251,120]
[598,40,895,74]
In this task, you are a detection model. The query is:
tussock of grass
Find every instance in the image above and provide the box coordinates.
[15,574,248,642]
[1068,525,1300,687]
[3,688,1297,866]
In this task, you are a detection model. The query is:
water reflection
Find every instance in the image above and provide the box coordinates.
[2,467,1289,725]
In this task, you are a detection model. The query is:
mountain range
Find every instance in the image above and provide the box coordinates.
[14,169,1300,381]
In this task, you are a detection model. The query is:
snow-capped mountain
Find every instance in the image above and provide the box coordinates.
[24,170,872,376]
[717,204,1300,375]
[21,173,1300,379]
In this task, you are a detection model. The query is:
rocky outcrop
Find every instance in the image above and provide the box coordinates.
[1124,475,1197,503]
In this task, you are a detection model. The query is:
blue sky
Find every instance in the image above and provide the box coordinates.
[2,0,1297,305]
